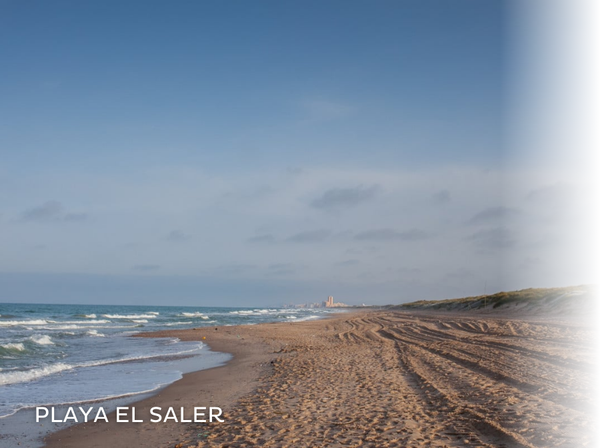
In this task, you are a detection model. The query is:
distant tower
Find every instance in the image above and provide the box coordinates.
[327,296,334,307]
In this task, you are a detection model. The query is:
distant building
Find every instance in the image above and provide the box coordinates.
[323,295,348,308]
[283,295,349,309]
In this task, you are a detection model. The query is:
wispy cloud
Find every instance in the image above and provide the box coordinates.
[465,227,515,249]
[214,263,257,276]
[286,166,303,175]
[468,206,519,225]
[247,234,276,244]
[19,201,88,223]
[64,213,88,222]
[311,185,378,211]
[354,228,429,242]
[287,229,331,243]
[165,230,191,242]
[526,183,571,203]
[21,201,62,221]
[432,189,451,205]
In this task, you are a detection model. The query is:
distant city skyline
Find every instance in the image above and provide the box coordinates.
[0,1,596,306]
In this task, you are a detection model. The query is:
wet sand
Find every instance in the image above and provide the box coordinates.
[45,310,597,447]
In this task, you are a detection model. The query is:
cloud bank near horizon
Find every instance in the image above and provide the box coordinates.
[0,163,593,306]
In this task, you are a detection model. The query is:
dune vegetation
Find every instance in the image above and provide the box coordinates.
[393,285,595,313]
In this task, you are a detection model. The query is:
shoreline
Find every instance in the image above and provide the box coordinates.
[41,309,596,447]
[0,350,230,448]
[42,321,285,447]
[42,312,349,447]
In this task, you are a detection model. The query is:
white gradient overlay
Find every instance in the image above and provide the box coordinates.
[509,0,599,438]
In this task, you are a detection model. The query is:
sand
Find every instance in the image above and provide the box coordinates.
[44,310,597,447]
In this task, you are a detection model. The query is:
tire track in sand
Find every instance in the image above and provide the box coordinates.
[180,311,597,448]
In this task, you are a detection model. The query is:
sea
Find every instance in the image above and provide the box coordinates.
[0,303,333,422]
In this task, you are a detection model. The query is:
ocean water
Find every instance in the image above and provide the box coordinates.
[0,303,332,419]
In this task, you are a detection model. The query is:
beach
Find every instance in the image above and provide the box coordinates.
[42,309,597,447]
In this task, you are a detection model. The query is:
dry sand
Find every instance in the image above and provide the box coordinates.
[45,310,597,447]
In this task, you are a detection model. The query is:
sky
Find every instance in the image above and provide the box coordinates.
[0,1,596,306]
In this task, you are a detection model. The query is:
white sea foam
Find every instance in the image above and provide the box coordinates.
[0,320,49,327]
[56,319,110,325]
[181,313,209,320]
[86,330,105,337]
[0,363,72,386]
[0,343,204,386]
[39,325,89,330]
[180,312,207,318]
[102,314,158,319]
[29,334,54,345]
[0,342,25,352]
[84,314,97,318]
[229,309,281,316]
[132,319,148,323]
[165,321,191,326]
[39,324,128,331]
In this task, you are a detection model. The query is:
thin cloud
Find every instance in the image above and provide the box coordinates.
[311,185,378,210]
[355,228,429,242]
[287,229,331,243]
[265,263,303,277]
[520,257,544,269]
[19,201,87,223]
[165,230,191,242]
[466,227,515,249]
[335,259,360,267]
[64,213,88,222]
[248,234,276,244]
[214,263,257,275]
[468,206,519,225]
[526,183,571,203]
[527,186,552,202]
[286,166,303,175]
[20,201,62,222]
[432,189,451,205]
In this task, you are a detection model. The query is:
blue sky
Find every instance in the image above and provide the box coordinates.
[1,0,503,172]
[0,1,593,306]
